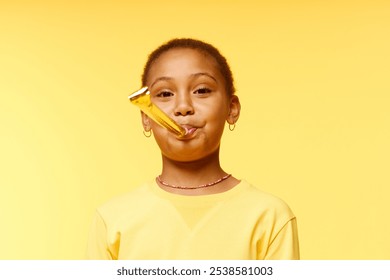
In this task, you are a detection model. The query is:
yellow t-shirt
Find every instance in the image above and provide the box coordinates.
[87,180,299,260]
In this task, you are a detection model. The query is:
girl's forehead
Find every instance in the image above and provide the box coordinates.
[157,48,216,66]
[147,48,221,79]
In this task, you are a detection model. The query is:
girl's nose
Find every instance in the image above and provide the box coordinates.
[174,92,194,116]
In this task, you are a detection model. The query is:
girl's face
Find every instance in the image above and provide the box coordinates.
[143,48,240,162]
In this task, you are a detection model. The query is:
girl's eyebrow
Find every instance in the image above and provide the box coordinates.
[191,72,217,82]
[150,72,217,88]
[150,77,173,88]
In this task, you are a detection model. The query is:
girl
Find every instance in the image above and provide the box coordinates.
[87,38,299,259]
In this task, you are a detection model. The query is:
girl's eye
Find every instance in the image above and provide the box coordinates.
[194,87,211,94]
[156,91,174,98]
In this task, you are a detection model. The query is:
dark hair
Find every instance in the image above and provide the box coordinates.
[141,38,235,96]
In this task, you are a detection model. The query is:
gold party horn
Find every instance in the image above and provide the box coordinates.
[128,87,187,137]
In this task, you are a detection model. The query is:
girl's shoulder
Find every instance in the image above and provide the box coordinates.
[95,181,156,217]
[234,180,296,219]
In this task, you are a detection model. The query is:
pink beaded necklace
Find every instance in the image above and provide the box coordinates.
[156,174,232,190]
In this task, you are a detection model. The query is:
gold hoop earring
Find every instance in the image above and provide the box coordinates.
[229,123,236,131]
[143,130,152,138]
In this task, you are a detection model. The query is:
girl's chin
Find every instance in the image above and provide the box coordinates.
[163,146,220,163]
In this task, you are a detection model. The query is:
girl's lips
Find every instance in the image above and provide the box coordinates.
[179,125,198,138]
[185,127,197,135]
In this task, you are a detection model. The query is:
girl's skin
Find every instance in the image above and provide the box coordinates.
[142,48,241,196]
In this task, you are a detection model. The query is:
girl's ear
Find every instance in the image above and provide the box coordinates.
[141,112,152,132]
[227,95,241,125]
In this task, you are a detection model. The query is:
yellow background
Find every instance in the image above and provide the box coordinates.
[1,0,389,259]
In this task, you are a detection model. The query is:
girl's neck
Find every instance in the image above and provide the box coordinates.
[157,151,240,196]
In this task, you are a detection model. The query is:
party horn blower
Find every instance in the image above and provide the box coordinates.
[128,87,187,137]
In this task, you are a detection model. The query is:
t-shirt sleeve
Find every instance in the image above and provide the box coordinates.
[263,217,300,260]
[86,211,113,260]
